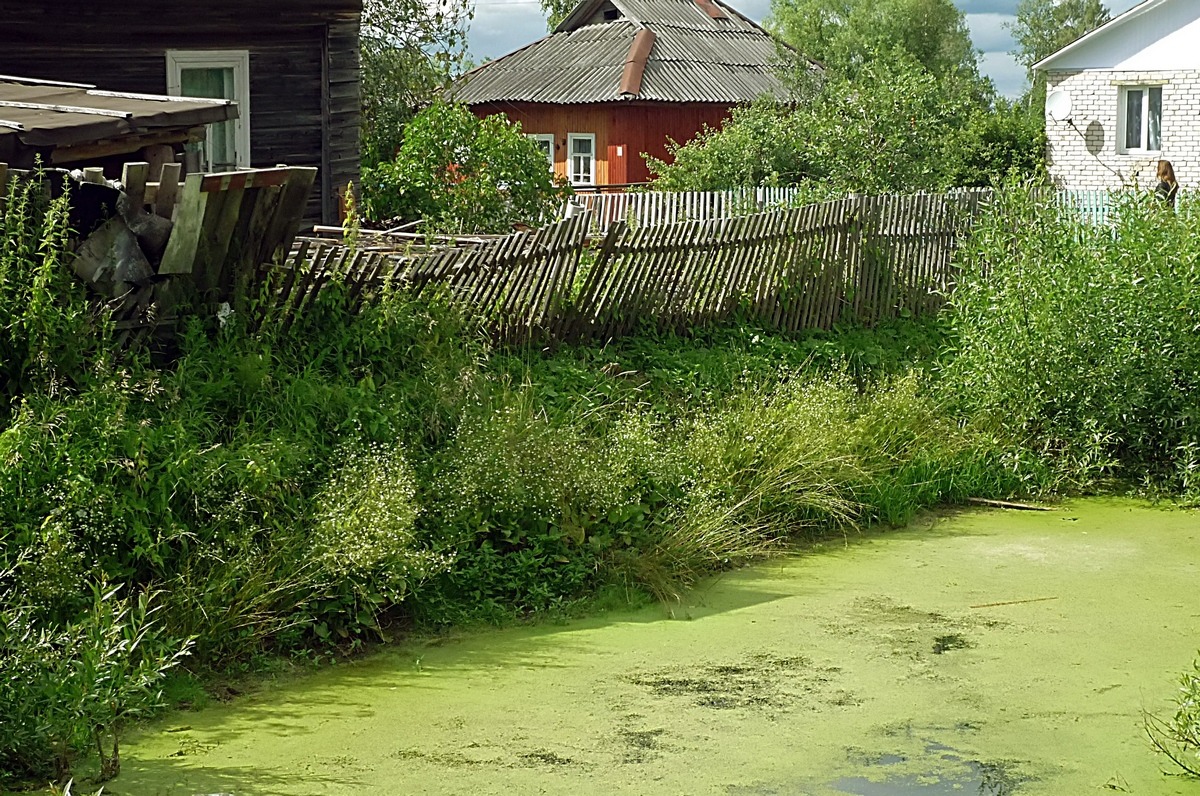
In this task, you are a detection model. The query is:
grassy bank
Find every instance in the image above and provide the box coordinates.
[3,177,1200,786]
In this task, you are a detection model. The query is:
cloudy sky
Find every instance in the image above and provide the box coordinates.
[467,0,1142,98]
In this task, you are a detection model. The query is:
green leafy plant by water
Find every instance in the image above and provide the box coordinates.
[944,183,1200,495]
[8,173,1200,786]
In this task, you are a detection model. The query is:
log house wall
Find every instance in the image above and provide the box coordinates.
[0,1,360,225]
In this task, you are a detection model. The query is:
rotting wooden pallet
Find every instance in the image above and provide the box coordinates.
[2,159,318,346]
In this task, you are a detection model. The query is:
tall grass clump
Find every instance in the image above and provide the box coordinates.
[944,185,1200,494]
[0,177,190,785]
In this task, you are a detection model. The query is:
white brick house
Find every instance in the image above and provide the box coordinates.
[1034,0,1200,190]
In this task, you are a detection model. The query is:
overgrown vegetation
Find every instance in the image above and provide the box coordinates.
[359,0,471,167]
[5,173,1200,785]
[944,186,1200,495]
[651,0,1047,194]
[1147,660,1200,778]
[360,101,572,232]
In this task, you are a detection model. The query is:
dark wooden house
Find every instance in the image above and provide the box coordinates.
[0,0,361,224]
[451,0,806,189]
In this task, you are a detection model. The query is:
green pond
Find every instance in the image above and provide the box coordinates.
[112,499,1200,795]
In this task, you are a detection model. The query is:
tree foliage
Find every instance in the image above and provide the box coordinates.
[649,55,974,195]
[360,0,473,167]
[651,0,1046,193]
[360,101,572,232]
[539,0,577,31]
[768,0,981,81]
[1008,0,1110,80]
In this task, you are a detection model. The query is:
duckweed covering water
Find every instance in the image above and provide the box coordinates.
[112,500,1200,795]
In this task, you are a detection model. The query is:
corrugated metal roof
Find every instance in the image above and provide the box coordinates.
[0,75,235,149]
[451,0,797,105]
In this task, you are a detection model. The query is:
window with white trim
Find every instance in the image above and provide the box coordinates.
[166,50,250,171]
[1119,85,1162,153]
[568,133,595,186]
[527,133,555,170]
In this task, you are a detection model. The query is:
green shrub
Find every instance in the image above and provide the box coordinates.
[0,174,98,416]
[1148,657,1200,778]
[944,184,1200,493]
[0,583,189,783]
[360,101,572,231]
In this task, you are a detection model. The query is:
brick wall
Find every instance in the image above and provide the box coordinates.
[1044,69,1200,190]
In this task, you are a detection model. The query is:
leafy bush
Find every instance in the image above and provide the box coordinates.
[943,184,1200,493]
[650,56,975,194]
[1,173,1061,785]
[0,583,189,783]
[945,98,1048,187]
[0,175,98,413]
[360,101,572,232]
[1148,657,1200,778]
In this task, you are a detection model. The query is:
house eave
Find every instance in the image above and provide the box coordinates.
[1033,0,1165,71]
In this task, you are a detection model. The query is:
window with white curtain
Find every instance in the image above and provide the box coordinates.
[568,133,595,186]
[1119,85,1162,153]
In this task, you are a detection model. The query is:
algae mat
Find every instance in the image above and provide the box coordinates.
[116,500,1200,795]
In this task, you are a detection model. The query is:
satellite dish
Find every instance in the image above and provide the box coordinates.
[1047,89,1073,122]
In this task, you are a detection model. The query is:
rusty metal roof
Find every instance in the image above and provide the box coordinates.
[0,75,235,152]
[452,0,803,105]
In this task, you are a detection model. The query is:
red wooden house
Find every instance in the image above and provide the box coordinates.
[452,0,803,189]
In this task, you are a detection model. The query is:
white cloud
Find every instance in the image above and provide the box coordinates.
[965,12,1014,54]
[469,0,548,63]
[979,50,1028,98]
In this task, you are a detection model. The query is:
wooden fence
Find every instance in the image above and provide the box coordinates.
[574,186,806,231]
[271,188,993,344]
[575,186,1159,231]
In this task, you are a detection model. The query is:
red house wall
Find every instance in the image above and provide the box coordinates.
[470,101,732,188]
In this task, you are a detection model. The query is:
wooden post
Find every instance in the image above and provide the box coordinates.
[158,173,207,275]
[121,162,150,211]
[154,162,182,219]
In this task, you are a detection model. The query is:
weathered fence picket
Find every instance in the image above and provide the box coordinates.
[270,187,1003,345]
[576,185,809,231]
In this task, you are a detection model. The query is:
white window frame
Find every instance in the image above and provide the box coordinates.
[567,133,596,187]
[527,133,555,170]
[166,49,251,170]
[1117,84,1163,154]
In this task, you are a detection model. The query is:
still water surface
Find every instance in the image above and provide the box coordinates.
[114,500,1200,795]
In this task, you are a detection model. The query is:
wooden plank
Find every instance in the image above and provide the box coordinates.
[120,162,149,212]
[568,221,626,340]
[0,99,130,118]
[620,219,675,334]
[154,162,182,219]
[616,220,670,337]
[261,166,318,265]
[157,173,207,275]
[199,167,294,193]
[593,224,643,339]
[190,187,235,298]
[528,214,583,333]
[817,199,842,330]
[226,187,277,313]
